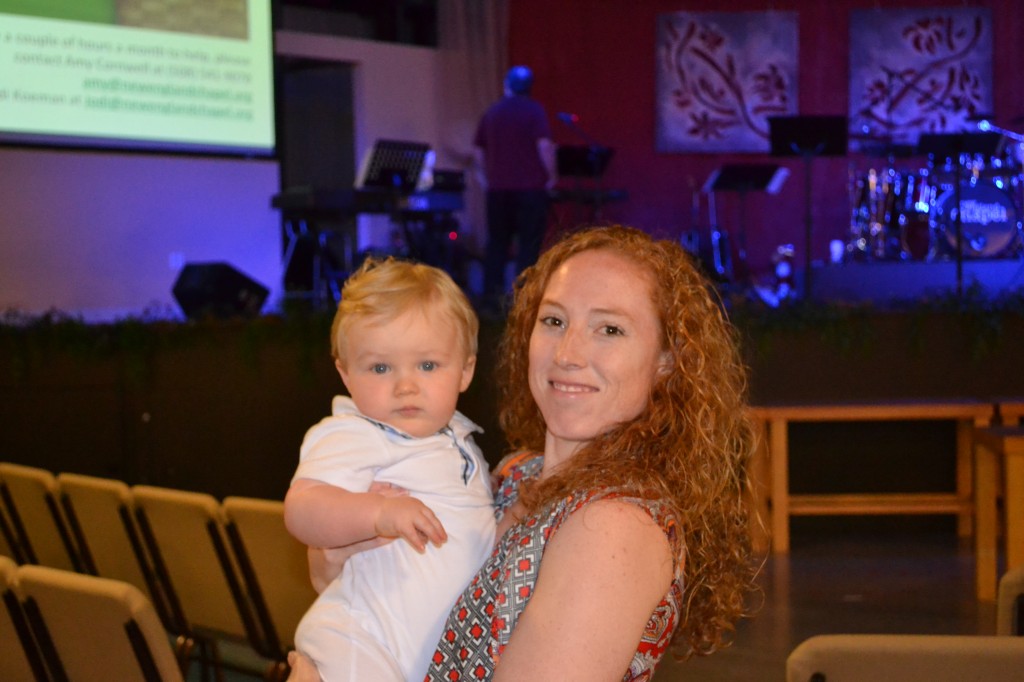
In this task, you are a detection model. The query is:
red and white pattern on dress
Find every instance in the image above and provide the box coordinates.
[425,452,684,681]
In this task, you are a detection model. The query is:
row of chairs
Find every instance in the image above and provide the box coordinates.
[0,462,317,681]
[7,459,1023,681]
[2,556,184,681]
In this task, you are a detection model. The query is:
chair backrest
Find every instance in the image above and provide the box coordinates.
[222,496,318,659]
[786,633,1024,682]
[0,499,22,562]
[130,485,258,646]
[56,472,170,626]
[17,563,184,682]
[0,463,81,571]
[998,564,1024,637]
[0,555,46,682]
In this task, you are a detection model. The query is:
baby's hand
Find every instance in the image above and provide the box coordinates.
[374,496,447,553]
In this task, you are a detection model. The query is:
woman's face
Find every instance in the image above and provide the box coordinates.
[528,249,669,461]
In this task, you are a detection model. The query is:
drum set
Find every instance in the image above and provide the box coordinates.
[846,128,1024,263]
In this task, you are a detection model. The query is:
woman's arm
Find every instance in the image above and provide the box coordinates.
[492,499,674,682]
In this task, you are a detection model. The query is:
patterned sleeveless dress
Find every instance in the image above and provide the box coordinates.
[424,452,684,681]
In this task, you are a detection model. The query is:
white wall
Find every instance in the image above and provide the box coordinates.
[0,146,280,321]
[0,32,446,321]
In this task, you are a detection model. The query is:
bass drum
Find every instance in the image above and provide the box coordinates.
[933,181,1021,258]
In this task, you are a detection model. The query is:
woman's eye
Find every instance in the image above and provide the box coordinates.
[540,316,564,329]
[420,361,437,371]
[602,325,624,336]
[371,363,389,374]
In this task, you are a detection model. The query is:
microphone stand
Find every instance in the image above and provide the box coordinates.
[793,142,825,299]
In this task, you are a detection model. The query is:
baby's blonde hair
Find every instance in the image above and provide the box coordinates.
[331,257,478,368]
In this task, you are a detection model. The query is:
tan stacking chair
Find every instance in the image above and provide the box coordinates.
[1,556,46,682]
[788,565,1024,681]
[17,564,185,682]
[786,633,1024,681]
[0,498,23,562]
[0,463,81,571]
[56,472,171,628]
[131,485,266,679]
[222,496,319,679]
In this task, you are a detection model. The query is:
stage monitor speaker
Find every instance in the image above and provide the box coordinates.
[172,262,269,320]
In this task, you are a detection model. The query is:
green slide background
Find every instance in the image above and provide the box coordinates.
[0,1,116,25]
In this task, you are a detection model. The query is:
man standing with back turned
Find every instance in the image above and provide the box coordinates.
[473,65,557,314]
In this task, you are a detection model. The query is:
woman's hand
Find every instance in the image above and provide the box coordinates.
[307,538,392,593]
[287,650,320,681]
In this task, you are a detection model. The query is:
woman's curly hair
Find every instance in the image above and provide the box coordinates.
[497,225,756,659]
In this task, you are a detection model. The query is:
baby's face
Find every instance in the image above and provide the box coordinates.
[336,306,475,438]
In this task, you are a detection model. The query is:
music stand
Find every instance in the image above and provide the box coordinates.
[917,131,1004,160]
[769,115,849,298]
[355,139,432,191]
[917,131,1006,296]
[702,164,789,281]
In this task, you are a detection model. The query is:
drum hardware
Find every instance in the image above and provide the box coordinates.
[917,132,1012,294]
[976,117,1024,211]
[845,155,1024,264]
[848,165,936,262]
[702,164,790,286]
[847,165,876,261]
[923,124,1024,261]
[895,171,935,261]
[932,180,1021,259]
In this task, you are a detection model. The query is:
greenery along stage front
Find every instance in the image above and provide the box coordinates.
[2,291,1022,500]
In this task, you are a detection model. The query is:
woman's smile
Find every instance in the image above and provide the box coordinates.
[549,379,597,394]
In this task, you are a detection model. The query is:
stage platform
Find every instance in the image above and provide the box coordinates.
[808,258,1024,303]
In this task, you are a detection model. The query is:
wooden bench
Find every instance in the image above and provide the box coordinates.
[748,400,995,554]
[974,424,1024,601]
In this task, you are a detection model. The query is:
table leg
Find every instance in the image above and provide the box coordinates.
[769,418,790,554]
[955,420,975,538]
[748,418,771,555]
[974,441,999,601]
[1005,445,1024,571]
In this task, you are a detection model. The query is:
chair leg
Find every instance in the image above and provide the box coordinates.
[174,634,195,676]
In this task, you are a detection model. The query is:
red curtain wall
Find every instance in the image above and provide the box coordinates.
[507,0,1024,276]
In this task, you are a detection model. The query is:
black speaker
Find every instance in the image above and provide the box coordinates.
[172,262,269,320]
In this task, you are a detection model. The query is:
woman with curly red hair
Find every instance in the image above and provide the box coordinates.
[295,225,756,681]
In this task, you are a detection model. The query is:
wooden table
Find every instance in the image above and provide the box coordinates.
[973,426,1024,601]
[749,401,995,554]
[997,400,1024,426]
